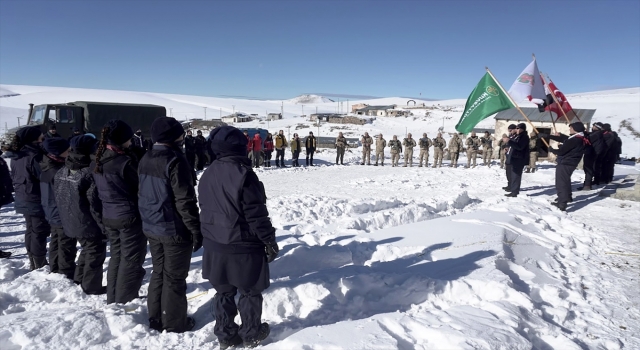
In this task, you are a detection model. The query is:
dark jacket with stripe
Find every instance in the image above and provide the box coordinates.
[8,145,45,215]
[549,133,588,167]
[92,148,140,226]
[506,132,530,165]
[138,144,201,239]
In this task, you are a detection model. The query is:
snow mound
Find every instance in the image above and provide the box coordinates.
[288,94,334,104]
[0,87,19,98]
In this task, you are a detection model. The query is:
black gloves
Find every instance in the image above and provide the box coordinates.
[192,234,203,252]
[538,133,549,139]
[265,242,279,263]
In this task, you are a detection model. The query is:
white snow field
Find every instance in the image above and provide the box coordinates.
[1,85,639,349]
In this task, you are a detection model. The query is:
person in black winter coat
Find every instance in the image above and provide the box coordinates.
[55,135,106,294]
[502,124,517,191]
[601,123,617,184]
[45,125,62,139]
[138,116,202,333]
[544,123,589,211]
[131,129,146,150]
[305,131,317,166]
[93,120,148,305]
[68,127,83,142]
[199,126,277,349]
[502,123,530,197]
[578,122,605,190]
[184,130,197,170]
[0,146,15,259]
[194,130,207,171]
[7,126,50,269]
[40,137,77,278]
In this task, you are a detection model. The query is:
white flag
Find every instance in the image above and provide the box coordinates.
[508,59,546,102]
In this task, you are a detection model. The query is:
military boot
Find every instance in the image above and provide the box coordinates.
[525,168,531,173]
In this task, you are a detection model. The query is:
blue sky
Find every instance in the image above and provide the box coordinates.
[1,0,639,100]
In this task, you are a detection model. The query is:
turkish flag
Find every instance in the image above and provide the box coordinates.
[537,75,574,120]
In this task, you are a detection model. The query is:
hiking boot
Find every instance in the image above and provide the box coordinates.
[219,334,243,350]
[525,168,531,173]
[374,163,378,166]
[149,318,163,332]
[552,202,567,211]
[504,193,518,197]
[502,186,510,191]
[360,163,364,165]
[576,186,591,191]
[244,323,270,348]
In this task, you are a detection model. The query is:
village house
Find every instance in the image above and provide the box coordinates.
[221,113,252,124]
[267,113,282,121]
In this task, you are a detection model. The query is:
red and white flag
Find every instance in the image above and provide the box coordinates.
[508,58,547,103]
[540,74,574,120]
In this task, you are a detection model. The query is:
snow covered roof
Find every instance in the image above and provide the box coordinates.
[494,107,596,124]
[356,105,397,112]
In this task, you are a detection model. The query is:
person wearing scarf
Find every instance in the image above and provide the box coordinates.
[54,134,107,295]
[545,122,589,211]
[503,123,530,197]
[40,137,76,278]
[93,120,147,305]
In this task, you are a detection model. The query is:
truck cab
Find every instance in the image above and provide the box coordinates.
[28,104,84,138]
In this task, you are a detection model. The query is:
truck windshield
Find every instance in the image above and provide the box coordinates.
[29,106,46,125]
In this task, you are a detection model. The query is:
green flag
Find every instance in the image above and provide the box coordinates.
[455,72,515,134]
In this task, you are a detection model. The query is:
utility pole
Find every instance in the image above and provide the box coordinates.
[17,116,22,127]
[302,105,304,117]
[281,101,284,119]
[204,107,207,121]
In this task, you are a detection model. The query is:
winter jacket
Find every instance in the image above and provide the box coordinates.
[45,132,62,139]
[39,155,65,226]
[9,144,45,215]
[275,135,288,149]
[195,135,207,154]
[132,134,145,150]
[0,156,14,207]
[549,133,588,167]
[305,136,317,151]
[506,132,530,164]
[588,130,606,156]
[388,140,402,153]
[418,137,432,150]
[92,147,140,225]
[184,135,197,154]
[448,136,463,152]
[465,136,481,151]
[263,139,274,152]
[361,136,373,151]
[376,138,386,152]
[138,145,201,239]
[290,138,301,152]
[250,135,263,152]
[480,136,495,150]
[54,153,104,239]
[433,137,446,150]
[335,136,347,149]
[402,138,417,149]
[199,154,276,254]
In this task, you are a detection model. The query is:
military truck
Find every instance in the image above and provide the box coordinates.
[9,101,166,140]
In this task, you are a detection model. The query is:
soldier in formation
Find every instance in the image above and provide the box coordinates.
[448,133,463,168]
[465,132,481,168]
[402,133,416,167]
[432,133,446,168]
[375,134,386,166]
[497,134,508,169]
[335,132,347,165]
[480,131,495,167]
[388,136,402,167]
[526,132,538,173]
[418,133,432,167]
[360,132,373,165]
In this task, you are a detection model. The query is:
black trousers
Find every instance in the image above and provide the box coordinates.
[505,164,512,188]
[292,150,300,166]
[593,154,605,185]
[556,164,576,205]
[24,213,51,258]
[106,217,147,304]
[50,225,77,278]
[146,234,192,333]
[305,149,315,165]
[75,236,107,294]
[602,154,616,183]
[336,147,345,164]
[186,152,196,170]
[275,149,285,166]
[206,252,269,342]
[195,152,206,171]
[509,161,526,194]
[583,154,595,187]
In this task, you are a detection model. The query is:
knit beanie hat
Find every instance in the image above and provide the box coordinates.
[151,117,184,143]
[508,124,517,130]
[105,120,134,145]
[209,126,248,157]
[16,126,42,144]
[570,122,585,133]
[517,123,527,130]
[70,135,98,155]
[42,138,70,157]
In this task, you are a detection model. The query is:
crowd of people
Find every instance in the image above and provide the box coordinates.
[0,119,277,349]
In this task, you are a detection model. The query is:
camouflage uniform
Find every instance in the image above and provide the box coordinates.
[448,134,463,168]
[335,135,347,165]
[480,134,496,166]
[497,134,508,168]
[418,134,433,167]
[388,138,402,167]
[402,135,417,167]
[465,135,481,168]
[361,134,373,165]
[375,135,386,166]
[527,132,538,173]
[432,135,446,168]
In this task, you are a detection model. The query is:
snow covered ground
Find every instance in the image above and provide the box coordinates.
[1,148,639,349]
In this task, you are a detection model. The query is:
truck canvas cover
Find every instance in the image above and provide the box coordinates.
[69,101,166,137]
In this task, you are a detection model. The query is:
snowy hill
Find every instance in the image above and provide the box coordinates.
[288,94,334,104]
[1,85,639,157]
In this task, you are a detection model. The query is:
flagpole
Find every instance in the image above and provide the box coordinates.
[544,72,579,124]
[485,67,550,148]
